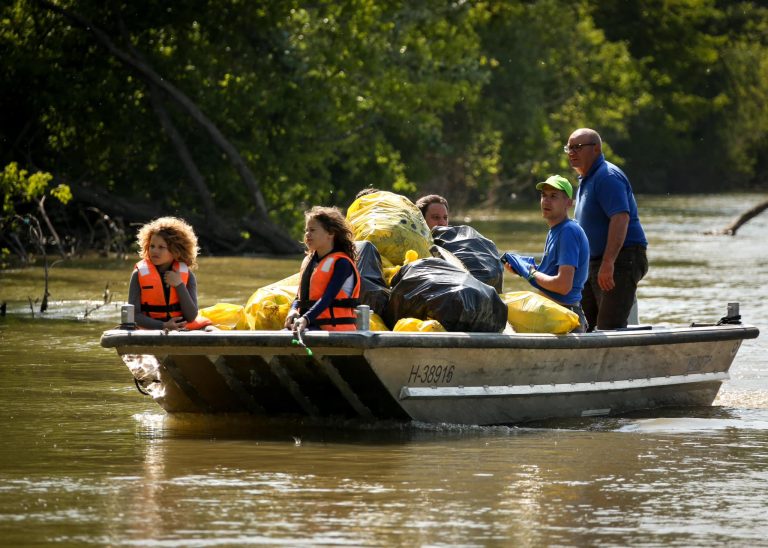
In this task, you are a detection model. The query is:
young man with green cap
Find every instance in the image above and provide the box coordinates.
[502,175,590,332]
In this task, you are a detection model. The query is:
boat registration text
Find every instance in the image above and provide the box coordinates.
[408,364,455,384]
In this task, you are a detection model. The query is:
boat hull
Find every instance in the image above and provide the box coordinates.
[101,325,759,425]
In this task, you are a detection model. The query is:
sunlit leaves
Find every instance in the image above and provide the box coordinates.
[1,162,69,217]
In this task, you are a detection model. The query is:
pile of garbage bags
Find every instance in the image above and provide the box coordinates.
[198,191,575,334]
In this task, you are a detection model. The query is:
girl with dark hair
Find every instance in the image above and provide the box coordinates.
[285,206,361,332]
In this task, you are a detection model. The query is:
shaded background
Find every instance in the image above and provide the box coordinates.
[3,1,768,257]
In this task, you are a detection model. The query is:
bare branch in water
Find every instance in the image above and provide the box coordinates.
[706,198,768,236]
[83,283,113,318]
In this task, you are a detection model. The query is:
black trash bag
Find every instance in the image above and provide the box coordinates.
[354,240,390,316]
[429,244,468,272]
[432,225,504,292]
[385,258,508,333]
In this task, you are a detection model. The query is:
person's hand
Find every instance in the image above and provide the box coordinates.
[284,310,300,329]
[292,316,308,334]
[502,253,535,279]
[163,316,187,330]
[163,270,182,287]
[598,261,615,291]
[520,255,537,270]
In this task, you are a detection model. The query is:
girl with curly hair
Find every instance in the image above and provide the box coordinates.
[129,216,208,330]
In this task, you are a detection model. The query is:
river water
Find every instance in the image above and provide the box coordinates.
[1,194,766,546]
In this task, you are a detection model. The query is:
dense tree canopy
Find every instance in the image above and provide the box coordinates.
[2,0,767,260]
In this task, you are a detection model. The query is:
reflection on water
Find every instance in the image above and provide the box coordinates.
[69,414,768,545]
[1,194,767,545]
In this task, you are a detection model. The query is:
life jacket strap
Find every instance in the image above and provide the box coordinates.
[141,302,182,314]
[313,317,357,326]
[297,298,359,311]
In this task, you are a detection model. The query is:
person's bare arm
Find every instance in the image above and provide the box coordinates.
[530,265,575,296]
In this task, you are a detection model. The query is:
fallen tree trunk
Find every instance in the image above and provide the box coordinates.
[70,183,290,254]
[711,198,768,236]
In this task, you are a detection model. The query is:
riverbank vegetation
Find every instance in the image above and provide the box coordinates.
[2,0,768,263]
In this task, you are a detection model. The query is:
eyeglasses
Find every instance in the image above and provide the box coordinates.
[563,143,596,153]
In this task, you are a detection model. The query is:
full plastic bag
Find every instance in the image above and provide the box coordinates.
[500,291,579,334]
[354,240,390,315]
[385,258,508,333]
[429,244,468,272]
[370,312,390,331]
[243,273,300,330]
[393,318,446,332]
[346,191,432,266]
[432,225,505,292]
[198,302,249,330]
[382,249,419,286]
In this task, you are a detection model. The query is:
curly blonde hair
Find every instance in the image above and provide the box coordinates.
[136,216,199,269]
[304,206,357,261]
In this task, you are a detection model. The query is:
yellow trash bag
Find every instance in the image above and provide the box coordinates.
[370,312,390,331]
[198,303,249,330]
[501,291,579,334]
[393,317,446,332]
[382,249,419,286]
[244,273,300,330]
[346,191,432,266]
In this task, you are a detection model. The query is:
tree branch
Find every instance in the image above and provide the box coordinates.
[709,198,768,236]
[147,82,218,221]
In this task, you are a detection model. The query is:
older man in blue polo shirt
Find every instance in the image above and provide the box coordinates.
[566,127,648,330]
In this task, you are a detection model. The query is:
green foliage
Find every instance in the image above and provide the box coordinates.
[1,162,68,215]
[472,1,648,199]
[1,0,767,258]
[587,0,768,191]
[0,161,70,262]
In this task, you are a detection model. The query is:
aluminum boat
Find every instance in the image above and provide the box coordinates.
[100,304,758,425]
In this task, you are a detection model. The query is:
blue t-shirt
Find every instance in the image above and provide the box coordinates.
[536,219,589,306]
[574,155,647,258]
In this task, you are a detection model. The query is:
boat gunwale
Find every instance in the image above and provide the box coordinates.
[100,324,759,352]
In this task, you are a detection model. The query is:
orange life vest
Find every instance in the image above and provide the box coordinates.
[298,251,361,331]
[135,259,211,330]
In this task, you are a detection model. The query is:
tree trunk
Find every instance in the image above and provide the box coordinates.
[37,195,67,257]
[36,0,301,254]
[70,183,280,254]
[147,83,218,221]
[712,198,768,236]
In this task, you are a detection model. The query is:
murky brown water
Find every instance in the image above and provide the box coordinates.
[1,194,767,546]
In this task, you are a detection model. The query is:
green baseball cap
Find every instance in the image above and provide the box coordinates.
[536,175,573,199]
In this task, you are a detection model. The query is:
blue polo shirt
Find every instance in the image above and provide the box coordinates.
[574,155,647,258]
[536,218,589,306]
